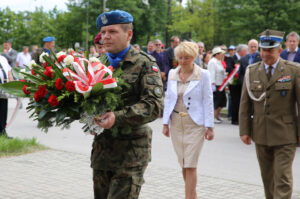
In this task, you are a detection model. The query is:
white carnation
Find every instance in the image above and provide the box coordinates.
[29,60,36,69]
[89,57,100,63]
[64,55,74,65]
[39,52,49,63]
[56,51,66,58]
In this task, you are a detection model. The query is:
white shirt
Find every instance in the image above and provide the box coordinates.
[16,52,32,68]
[207,57,226,85]
[0,56,11,83]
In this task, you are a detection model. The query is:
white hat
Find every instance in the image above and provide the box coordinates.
[212,47,225,56]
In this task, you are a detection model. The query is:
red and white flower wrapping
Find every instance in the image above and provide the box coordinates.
[218,64,240,92]
[62,57,117,94]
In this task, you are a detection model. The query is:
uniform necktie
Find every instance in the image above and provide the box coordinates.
[267,65,273,81]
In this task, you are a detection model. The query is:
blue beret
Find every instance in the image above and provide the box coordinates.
[43,36,55,42]
[96,10,133,30]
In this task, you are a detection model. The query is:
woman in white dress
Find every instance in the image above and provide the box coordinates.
[162,41,214,199]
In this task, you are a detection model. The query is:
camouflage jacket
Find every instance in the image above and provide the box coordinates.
[32,48,55,66]
[91,46,164,170]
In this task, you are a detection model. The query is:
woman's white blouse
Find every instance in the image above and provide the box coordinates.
[207,57,226,86]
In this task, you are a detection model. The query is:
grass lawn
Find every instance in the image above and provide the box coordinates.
[0,136,47,157]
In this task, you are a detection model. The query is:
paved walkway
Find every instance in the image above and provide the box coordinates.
[1,150,300,199]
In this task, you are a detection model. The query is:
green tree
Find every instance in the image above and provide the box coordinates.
[215,0,300,46]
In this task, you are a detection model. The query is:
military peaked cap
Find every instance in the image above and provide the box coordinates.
[259,29,285,49]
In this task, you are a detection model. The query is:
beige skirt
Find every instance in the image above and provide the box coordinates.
[170,111,205,168]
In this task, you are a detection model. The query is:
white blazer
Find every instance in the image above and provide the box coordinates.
[163,65,214,128]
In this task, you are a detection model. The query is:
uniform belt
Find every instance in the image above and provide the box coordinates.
[173,110,188,117]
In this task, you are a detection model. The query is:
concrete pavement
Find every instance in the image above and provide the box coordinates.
[1,98,300,198]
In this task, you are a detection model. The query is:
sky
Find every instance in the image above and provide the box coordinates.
[0,0,69,12]
[0,0,188,12]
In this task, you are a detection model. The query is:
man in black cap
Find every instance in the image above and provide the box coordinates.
[239,29,300,199]
[92,10,163,199]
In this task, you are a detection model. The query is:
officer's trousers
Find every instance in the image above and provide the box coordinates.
[255,144,296,199]
[93,166,146,199]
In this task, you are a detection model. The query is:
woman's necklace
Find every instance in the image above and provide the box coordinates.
[179,70,192,83]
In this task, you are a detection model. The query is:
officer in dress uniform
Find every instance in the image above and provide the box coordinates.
[239,29,300,199]
[91,10,163,199]
[32,36,55,66]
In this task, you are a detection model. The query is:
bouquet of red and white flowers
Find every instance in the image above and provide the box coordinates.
[0,51,126,135]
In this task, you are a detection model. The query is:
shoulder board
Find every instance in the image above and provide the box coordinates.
[248,61,261,68]
[140,51,156,62]
[282,60,300,68]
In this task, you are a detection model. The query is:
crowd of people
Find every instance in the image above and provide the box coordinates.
[1,8,300,199]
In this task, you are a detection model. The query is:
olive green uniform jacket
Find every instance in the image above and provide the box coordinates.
[239,59,300,146]
[91,47,164,170]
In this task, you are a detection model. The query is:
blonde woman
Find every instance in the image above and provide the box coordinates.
[162,41,214,199]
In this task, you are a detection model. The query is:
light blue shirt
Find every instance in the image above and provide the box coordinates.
[264,58,280,76]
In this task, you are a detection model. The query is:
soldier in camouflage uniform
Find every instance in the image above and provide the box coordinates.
[32,36,55,66]
[92,10,164,199]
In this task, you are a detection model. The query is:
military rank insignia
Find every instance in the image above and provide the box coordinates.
[152,66,159,72]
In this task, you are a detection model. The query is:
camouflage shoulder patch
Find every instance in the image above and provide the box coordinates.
[153,86,163,98]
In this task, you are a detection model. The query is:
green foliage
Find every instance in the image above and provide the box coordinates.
[0,136,47,157]
[1,0,300,51]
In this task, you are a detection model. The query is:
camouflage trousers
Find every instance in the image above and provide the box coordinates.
[93,166,147,199]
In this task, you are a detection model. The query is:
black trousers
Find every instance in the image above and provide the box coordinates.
[229,84,241,123]
[0,98,8,133]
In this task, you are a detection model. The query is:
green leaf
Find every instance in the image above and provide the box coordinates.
[56,110,67,124]
[43,54,67,81]
[90,82,104,96]
[0,81,29,97]
[38,109,47,120]
[12,67,25,80]
[20,72,44,84]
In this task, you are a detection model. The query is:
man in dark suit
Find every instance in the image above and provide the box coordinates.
[165,36,180,69]
[239,39,262,84]
[280,31,300,63]
[226,44,248,125]
[2,41,17,68]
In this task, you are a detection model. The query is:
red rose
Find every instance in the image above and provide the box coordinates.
[57,55,67,63]
[31,69,36,75]
[48,95,59,107]
[19,80,26,82]
[22,85,31,95]
[43,67,53,79]
[55,78,64,90]
[65,81,75,92]
[37,85,47,97]
[34,85,48,102]
[34,92,41,102]
[44,62,48,69]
